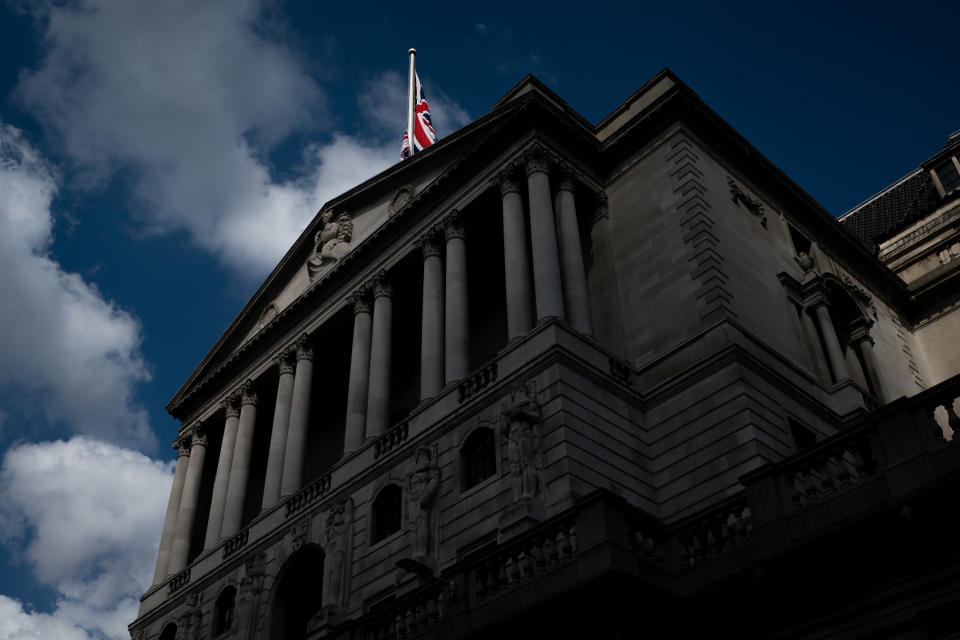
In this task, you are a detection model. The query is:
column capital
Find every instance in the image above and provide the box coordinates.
[186,421,208,447]
[592,192,609,224]
[417,229,442,259]
[556,164,577,192]
[524,145,552,176]
[351,286,372,315]
[294,333,313,362]
[373,270,392,299]
[278,346,296,375]
[849,318,875,345]
[240,379,258,406]
[443,209,465,241]
[225,391,242,419]
[173,434,192,458]
[496,168,522,197]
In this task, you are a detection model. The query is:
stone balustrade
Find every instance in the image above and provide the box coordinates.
[362,581,451,640]
[222,528,249,559]
[284,473,332,518]
[457,362,498,403]
[676,498,752,568]
[373,422,410,459]
[167,567,190,594]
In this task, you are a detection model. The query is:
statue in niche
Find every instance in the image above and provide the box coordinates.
[406,447,440,562]
[322,498,353,611]
[307,210,354,281]
[501,381,546,502]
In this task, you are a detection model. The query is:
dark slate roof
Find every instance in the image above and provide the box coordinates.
[841,169,941,251]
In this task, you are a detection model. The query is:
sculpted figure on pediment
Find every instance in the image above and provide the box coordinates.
[307,210,354,281]
[501,380,546,503]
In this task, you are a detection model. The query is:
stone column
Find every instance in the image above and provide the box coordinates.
[168,424,207,574]
[221,380,257,538]
[344,289,372,453]
[262,348,296,509]
[444,211,470,383]
[281,335,314,498]
[555,168,592,335]
[499,172,534,340]
[799,309,831,383]
[851,325,888,402]
[203,393,241,549]
[525,149,565,320]
[153,434,191,582]
[365,272,393,439]
[812,301,850,383]
[419,231,444,399]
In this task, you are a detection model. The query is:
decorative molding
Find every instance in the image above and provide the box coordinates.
[669,136,737,323]
[278,347,296,375]
[372,270,392,299]
[285,474,332,517]
[374,422,409,459]
[442,209,465,241]
[224,391,242,419]
[240,379,257,406]
[388,184,415,215]
[458,362,498,403]
[294,333,313,361]
[727,176,768,228]
[308,210,354,282]
[840,273,878,320]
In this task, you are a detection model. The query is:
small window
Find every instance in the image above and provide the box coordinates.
[934,158,960,195]
[213,586,236,636]
[371,484,402,543]
[789,419,817,451]
[462,428,496,490]
[787,224,812,256]
[159,623,177,640]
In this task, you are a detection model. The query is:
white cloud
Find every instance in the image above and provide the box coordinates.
[0,438,173,640]
[0,124,153,449]
[17,1,472,278]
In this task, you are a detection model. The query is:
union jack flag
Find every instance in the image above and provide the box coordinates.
[412,72,436,152]
[401,132,411,159]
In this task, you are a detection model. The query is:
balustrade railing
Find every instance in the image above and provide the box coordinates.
[361,581,450,640]
[457,362,498,403]
[284,473,332,517]
[374,422,409,459]
[676,498,752,567]
[222,528,249,559]
[167,567,190,594]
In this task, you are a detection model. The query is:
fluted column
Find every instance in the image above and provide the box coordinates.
[168,423,207,574]
[851,324,887,402]
[344,289,372,453]
[153,434,191,582]
[262,348,296,509]
[365,272,393,439]
[221,380,257,538]
[812,301,850,383]
[444,211,469,382]
[525,149,565,320]
[499,172,534,340]
[555,168,592,335]
[419,231,444,399]
[204,393,241,549]
[281,335,314,497]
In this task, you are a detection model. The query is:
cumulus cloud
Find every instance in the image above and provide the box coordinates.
[17,0,469,279]
[0,438,172,640]
[0,124,153,448]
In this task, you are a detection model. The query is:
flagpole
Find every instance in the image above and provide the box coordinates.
[407,48,416,157]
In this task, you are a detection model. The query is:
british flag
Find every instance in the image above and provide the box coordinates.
[412,72,436,152]
[401,132,411,159]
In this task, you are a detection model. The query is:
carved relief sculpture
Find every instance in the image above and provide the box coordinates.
[307,210,354,281]
[406,447,440,562]
[176,593,202,640]
[501,381,546,503]
[322,498,354,611]
[235,553,266,640]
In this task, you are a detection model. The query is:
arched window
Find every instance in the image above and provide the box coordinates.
[213,585,237,636]
[371,484,402,543]
[462,427,496,490]
[159,623,177,640]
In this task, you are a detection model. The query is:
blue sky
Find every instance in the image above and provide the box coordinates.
[0,1,956,638]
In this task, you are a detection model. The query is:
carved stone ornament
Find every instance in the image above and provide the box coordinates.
[593,192,610,224]
[234,552,267,638]
[556,165,576,192]
[840,273,878,320]
[443,209,465,241]
[418,229,442,260]
[307,210,354,282]
[500,380,547,503]
[290,517,309,552]
[322,498,354,610]
[497,169,521,197]
[389,184,415,215]
[129,630,145,640]
[524,148,551,176]
[278,346,296,375]
[188,422,207,447]
[240,379,257,406]
[257,302,278,330]
[373,270,392,299]
[295,333,313,361]
[176,593,203,640]
[174,434,192,458]
[225,391,242,419]
[727,176,768,228]
[795,251,815,273]
[351,286,371,315]
[406,447,440,562]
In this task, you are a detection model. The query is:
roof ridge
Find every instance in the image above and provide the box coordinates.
[839,167,924,220]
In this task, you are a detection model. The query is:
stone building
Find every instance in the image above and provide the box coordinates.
[130,70,960,640]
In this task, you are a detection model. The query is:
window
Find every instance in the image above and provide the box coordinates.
[213,586,236,636]
[933,157,960,195]
[371,484,402,543]
[159,623,177,640]
[462,427,496,490]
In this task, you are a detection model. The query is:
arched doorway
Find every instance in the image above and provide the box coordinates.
[269,544,325,640]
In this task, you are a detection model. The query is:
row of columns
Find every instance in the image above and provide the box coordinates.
[153,144,597,583]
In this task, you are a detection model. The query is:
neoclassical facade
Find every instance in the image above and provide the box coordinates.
[131,71,960,640]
